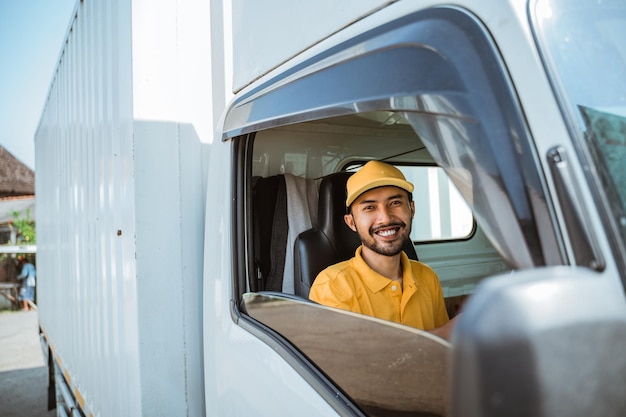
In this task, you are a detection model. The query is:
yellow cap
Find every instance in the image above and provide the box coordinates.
[346,161,414,207]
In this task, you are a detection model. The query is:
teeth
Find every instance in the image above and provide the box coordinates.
[378,229,397,237]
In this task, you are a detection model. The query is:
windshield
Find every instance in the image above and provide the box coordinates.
[532,0,626,266]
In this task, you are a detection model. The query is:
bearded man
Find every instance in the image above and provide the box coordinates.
[309,161,457,340]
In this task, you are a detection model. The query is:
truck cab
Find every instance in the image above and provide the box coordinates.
[204,0,626,415]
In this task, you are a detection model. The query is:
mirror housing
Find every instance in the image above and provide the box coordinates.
[452,267,626,417]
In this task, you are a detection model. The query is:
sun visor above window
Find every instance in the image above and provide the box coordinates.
[222,7,477,141]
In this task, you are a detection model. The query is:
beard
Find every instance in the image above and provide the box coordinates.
[356,221,411,257]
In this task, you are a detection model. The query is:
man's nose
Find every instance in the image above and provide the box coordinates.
[377,206,394,223]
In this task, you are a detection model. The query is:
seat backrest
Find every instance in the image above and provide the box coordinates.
[294,171,418,297]
[252,173,319,293]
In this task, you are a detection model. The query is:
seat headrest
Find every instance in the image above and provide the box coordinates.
[317,172,361,260]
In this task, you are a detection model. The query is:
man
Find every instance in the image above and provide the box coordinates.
[309,161,457,340]
[17,257,36,311]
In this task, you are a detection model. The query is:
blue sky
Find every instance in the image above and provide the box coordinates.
[0,0,76,170]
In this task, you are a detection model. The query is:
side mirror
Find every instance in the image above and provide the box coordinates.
[451,266,626,417]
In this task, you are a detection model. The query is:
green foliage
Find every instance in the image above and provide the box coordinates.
[10,209,36,244]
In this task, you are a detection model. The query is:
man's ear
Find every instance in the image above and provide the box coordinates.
[410,201,415,219]
[344,213,357,232]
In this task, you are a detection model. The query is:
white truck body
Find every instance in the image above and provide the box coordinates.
[36,1,218,415]
[36,0,626,416]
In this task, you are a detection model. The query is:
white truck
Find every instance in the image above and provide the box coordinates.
[35,0,626,416]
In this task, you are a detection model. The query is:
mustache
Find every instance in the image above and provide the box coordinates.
[369,221,406,235]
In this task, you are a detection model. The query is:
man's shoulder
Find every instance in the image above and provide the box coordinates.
[309,259,360,305]
[407,260,439,282]
[408,259,435,271]
[314,259,355,285]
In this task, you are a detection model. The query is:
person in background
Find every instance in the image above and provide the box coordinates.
[309,161,458,340]
[16,256,36,311]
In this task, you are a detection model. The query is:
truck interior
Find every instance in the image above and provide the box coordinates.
[244,112,510,315]
[236,112,492,417]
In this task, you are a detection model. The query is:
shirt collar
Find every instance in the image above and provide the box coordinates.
[353,246,417,293]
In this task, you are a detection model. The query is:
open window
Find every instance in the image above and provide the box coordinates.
[226,6,563,416]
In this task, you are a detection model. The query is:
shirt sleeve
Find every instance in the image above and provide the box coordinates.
[433,279,450,327]
[309,269,355,312]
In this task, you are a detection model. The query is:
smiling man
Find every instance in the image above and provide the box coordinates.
[309,161,457,340]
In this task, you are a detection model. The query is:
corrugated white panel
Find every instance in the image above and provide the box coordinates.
[36,0,216,416]
[35,1,141,416]
[130,1,218,416]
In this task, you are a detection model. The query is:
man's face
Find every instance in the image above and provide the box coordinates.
[344,186,414,257]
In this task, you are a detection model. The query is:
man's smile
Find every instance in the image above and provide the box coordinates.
[371,222,405,240]
[377,229,397,237]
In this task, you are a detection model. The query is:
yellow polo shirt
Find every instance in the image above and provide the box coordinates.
[309,246,449,330]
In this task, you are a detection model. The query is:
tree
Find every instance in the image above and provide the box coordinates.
[9,209,36,244]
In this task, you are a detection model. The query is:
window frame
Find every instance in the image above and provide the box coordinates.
[529,0,625,282]
[232,135,366,416]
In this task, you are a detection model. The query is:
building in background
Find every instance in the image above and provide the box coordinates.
[0,146,34,197]
[0,146,35,309]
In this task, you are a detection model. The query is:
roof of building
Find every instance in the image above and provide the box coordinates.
[0,146,34,197]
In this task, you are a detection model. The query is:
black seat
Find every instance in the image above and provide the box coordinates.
[294,171,418,297]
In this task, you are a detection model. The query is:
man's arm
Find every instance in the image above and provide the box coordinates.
[428,315,460,341]
[16,267,26,280]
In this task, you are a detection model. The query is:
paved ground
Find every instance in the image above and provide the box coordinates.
[0,310,55,417]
